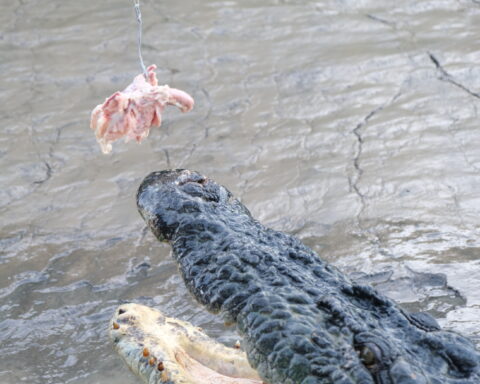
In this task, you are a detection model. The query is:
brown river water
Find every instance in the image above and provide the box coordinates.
[1,1,480,383]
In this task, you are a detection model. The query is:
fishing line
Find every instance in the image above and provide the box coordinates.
[133,0,148,79]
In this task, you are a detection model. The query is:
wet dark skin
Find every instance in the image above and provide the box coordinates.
[137,169,480,384]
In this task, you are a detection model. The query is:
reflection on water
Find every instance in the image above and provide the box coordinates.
[1,0,480,382]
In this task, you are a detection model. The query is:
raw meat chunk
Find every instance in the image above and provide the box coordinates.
[90,64,194,154]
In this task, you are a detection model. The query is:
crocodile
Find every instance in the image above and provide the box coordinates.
[113,168,480,384]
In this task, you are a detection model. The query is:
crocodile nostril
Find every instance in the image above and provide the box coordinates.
[178,177,207,186]
[176,170,208,186]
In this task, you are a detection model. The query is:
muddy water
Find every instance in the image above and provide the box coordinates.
[1,0,480,383]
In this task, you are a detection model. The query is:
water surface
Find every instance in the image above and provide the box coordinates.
[1,1,480,383]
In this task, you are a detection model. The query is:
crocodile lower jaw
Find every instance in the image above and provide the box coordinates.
[109,303,262,384]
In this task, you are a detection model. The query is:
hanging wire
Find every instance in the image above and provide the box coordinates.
[133,0,148,79]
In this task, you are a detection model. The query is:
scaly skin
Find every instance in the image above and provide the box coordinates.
[136,169,480,384]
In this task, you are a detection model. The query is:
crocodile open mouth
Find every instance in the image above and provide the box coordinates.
[109,303,262,384]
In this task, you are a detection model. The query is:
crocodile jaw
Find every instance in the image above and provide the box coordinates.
[109,303,262,384]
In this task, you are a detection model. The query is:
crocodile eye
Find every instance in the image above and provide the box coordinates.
[359,345,377,367]
[355,342,383,371]
[354,335,392,377]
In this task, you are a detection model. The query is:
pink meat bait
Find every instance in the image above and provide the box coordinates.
[90,64,194,154]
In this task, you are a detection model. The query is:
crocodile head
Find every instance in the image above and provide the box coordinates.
[136,169,480,384]
[137,169,249,244]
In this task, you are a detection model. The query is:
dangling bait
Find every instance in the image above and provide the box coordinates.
[89,1,194,154]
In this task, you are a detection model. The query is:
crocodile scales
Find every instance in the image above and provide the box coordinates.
[119,169,480,384]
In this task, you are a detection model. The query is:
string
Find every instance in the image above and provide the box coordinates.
[133,0,148,79]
